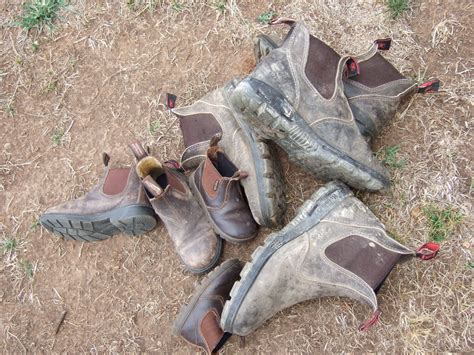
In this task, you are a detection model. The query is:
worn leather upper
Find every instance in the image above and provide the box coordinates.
[172,82,284,227]
[221,181,414,336]
[44,157,150,216]
[192,147,257,242]
[249,21,389,187]
[177,259,242,354]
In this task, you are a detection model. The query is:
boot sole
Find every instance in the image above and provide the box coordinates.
[220,182,351,334]
[40,204,157,242]
[231,78,390,191]
[173,258,242,336]
[232,109,286,228]
[189,169,256,244]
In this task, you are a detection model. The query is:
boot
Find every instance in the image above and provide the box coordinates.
[172,81,286,228]
[174,259,242,354]
[40,153,157,241]
[129,142,221,274]
[220,181,439,335]
[189,135,258,243]
[254,33,440,141]
[231,20,390,191]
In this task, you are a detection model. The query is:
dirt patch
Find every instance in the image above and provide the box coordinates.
[1,0,472,353]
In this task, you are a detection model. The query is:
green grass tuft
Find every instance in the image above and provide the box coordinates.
[423,205,463,242]
[214,0,227,14]
[387,0,410,19]
[171,1,184,12]
[19,260,35,278]
[149,120,161,135]
[51,129,64,145]
[17,0,66,32]
[378,145,407,169]
[257,11,277,25]
[2,237,17,253]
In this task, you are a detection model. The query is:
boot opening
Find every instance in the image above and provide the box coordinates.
[212,151,238,177]
[136,156,165,180]
[325,235,401,290]
[352,53,405,88]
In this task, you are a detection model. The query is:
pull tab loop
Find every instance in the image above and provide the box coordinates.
[129,141,148,161]
[416,242,440,260]
[166,93,177,109]
[345,58,360,78]
[418,79,440,94]
[375,38,391,50]
[102,152,110,167]
[359,309,381,332]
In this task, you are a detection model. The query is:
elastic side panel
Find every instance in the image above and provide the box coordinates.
[353,53,405,88]
[305,35,340,99]
[103,168,130,195]
[325,235,401,290]
[177,113,222,148]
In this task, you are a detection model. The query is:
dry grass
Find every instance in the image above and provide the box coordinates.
[0,0,472,352]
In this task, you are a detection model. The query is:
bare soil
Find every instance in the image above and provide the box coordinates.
[1,0,472,353]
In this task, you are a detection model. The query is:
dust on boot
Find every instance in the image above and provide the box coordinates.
[129,142,221,274]
[40,153,157,241]
[174,259,242,354]
[172,81,286,228]
[220,181,439,335]
[189,134,258,243]
[254,33,440,141]
[231,20,389,191]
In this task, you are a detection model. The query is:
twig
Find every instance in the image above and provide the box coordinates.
[55,310,68,335]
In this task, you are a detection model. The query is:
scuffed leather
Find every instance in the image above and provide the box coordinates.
[225,182,413,336]
[45,164,150,215]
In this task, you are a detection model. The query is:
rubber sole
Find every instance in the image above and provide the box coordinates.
[231,78,390,191]
[188,170,256,244]
[173,258,242,336]
[40,204,157,242]
[220,182,351,333]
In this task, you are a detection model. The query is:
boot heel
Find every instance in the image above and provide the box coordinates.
[110,205,157,236]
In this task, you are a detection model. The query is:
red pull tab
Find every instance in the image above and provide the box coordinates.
[375,38,391,50]
[345,58,360,78]
[416,242,440,260]
[164,159,183,171]
[417,79,440,94]
[166,93,177,109]
[359,310,381,332]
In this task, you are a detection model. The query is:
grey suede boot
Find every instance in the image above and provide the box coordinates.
[220,181,439,335]
[254,33,440,141]
[231,20,389,191]
[172,81,286,228]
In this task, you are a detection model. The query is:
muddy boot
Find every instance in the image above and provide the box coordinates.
[220,181,439,335]
[129,142,221,274]
[189,135,258,243]
[40,153,157,242]
[172,81,286,228]
[174,259,242,354]
[254,34,440,141]
[231,20,389,191]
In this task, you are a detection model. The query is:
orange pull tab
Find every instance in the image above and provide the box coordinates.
[416,242,440,260]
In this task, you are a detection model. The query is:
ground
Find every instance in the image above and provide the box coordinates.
[0,0,472,353]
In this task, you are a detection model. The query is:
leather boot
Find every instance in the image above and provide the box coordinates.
[220,181,439,335]
[189,135,258,243]
[129,142,221,274]
[174,259,242,354]
[40,153,157,241]
[172,81,286,228]
[254,33,440,141]
[231,20,390,191]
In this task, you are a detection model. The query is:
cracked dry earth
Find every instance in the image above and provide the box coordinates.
[0,0,472,353]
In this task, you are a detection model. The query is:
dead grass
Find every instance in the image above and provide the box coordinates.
[0,0,472,353]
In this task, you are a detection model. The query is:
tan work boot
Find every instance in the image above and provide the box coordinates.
[172,80,286,228]
[220,181,439,335]
[231,20,390,191]
[129,142,221,274]
[40,153,157,242]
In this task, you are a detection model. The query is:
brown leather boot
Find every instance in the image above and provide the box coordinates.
[174,259,242,354]
[40,153,157,242]
[129,142,221,274]
[189,135,258,243]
